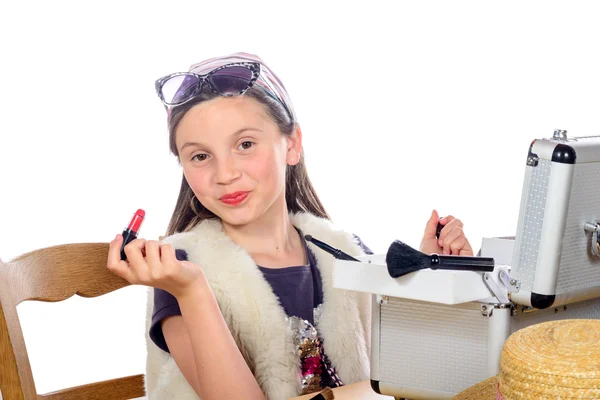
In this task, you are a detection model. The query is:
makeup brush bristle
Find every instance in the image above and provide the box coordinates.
[386,240,431,278]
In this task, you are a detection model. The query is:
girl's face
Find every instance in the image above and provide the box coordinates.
[175,96,301,227]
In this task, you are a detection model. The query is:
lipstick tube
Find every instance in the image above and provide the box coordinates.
[120,209,145,261]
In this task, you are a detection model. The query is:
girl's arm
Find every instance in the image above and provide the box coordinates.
[106,237,264,399]
[164,281,266,400]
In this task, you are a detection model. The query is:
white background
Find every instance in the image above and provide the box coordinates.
[1,0,599,395]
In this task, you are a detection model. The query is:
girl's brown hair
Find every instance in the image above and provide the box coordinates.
[164,86,329,236]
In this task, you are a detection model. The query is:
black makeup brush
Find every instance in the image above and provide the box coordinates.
[386,239,495,278]
[309,387,334,400]
[304,235,360,261]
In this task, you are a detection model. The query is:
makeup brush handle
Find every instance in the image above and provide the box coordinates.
[431,255,495,272]
[337,251,360,261]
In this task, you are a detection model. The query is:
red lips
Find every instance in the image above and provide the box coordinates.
[219,191,250,205]
[220,191,248,200]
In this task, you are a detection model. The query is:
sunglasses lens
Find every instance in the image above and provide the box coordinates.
[208,66,254,95]
[161,74,199,105]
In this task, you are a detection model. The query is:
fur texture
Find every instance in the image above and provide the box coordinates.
[144,212,371,399]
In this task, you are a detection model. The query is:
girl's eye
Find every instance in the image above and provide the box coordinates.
[192,154,208,162]
[239,141,253,150]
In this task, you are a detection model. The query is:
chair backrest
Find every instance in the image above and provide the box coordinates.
[0,243,146,400]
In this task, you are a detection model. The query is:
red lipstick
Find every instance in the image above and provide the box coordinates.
[220,191,249,205]
[120,209,145,261]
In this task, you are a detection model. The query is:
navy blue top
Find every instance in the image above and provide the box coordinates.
[149,231,373,353]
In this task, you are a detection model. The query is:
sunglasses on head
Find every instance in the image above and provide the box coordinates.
[155,62,261,107]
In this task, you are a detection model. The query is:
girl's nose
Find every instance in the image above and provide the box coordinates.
[214,155,241,184]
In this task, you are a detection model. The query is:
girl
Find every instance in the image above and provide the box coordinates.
[107,52,474,400]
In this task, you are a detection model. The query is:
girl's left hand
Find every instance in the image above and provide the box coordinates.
[419,209,474,256]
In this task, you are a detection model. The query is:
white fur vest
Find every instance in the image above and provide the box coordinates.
[144,212,371,399]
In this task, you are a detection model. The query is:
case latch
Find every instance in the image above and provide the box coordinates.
[553,129,568,140]
[584,221,600,257]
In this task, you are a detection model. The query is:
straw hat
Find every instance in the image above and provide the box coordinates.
[453,319,600,399]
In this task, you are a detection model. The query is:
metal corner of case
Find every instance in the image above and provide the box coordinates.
[370,379,381,394]
[510,290,531,308]
[528,138,537,153]
[551,143,576,164]
[527,142,539,167]
[531,293,556,309]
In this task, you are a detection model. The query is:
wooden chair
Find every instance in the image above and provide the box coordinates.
[0,243,146,400]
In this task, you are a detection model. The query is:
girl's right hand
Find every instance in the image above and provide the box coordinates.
[107,234,207,299]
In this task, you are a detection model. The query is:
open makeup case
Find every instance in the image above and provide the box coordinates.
[333,131,600,399]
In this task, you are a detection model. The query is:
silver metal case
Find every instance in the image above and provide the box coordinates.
[510,134,600,309]
[370,296,600,399]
